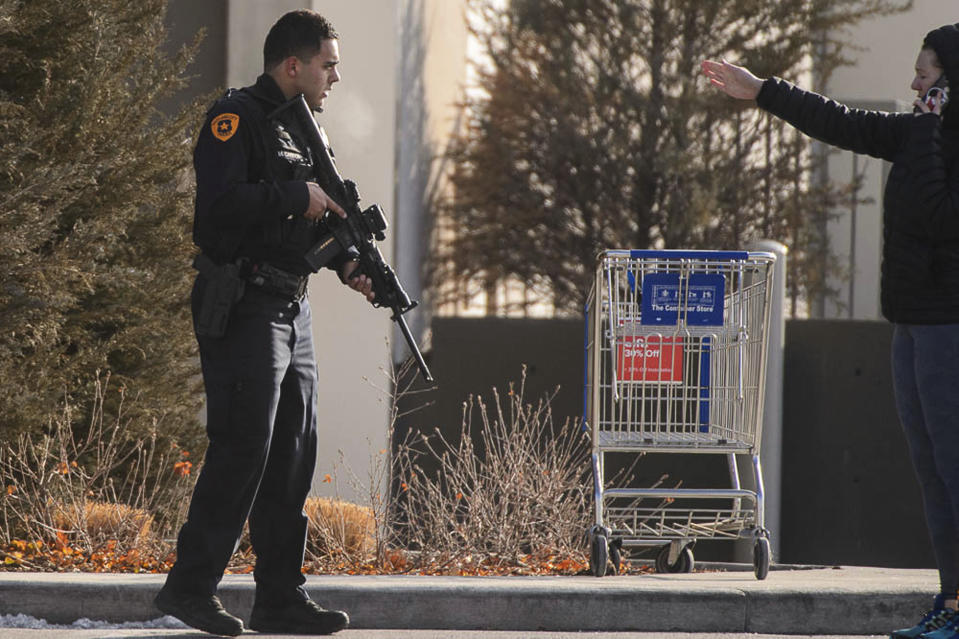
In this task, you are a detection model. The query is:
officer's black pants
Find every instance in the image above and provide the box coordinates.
[165,278,318,604]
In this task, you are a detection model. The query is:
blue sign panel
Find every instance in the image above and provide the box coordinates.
[641,272,725,326]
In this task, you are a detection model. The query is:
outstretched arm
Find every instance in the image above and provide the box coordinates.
[703,57,906,162]
[701,59,764,101]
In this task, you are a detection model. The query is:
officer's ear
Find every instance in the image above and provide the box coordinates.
[282,56,299,78]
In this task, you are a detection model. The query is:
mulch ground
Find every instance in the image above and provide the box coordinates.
[0,539,655,576]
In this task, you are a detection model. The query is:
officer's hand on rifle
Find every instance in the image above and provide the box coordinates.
[340,261,375,302]
[305,182,346,220]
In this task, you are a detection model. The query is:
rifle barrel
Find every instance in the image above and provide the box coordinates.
[395,314,433,383]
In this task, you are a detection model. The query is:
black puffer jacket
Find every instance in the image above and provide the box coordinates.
[756,23,959,324]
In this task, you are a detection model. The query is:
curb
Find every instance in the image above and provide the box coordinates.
[0,566,936,634]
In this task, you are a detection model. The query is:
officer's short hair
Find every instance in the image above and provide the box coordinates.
[263,10,338,71]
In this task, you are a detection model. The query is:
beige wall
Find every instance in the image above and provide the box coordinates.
[395,0,470,347]
[305,1,399,502]
[226,0,302,87]
[820,3,957,319]
[828,3,956,101]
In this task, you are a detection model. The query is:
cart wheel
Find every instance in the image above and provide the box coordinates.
[589,532,609,577]
[654,544,671,573]
[655,544,694,573]
[609,538,622,575]
[753,537,770,580]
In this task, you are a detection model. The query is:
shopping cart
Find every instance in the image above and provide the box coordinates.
[582,249,777,579]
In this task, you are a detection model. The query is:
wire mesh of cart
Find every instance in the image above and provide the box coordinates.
[582,249,777,579]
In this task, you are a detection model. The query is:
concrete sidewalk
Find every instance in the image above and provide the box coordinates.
[0,565,938,635]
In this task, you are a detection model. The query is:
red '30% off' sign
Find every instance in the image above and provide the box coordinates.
[616,335,684,383]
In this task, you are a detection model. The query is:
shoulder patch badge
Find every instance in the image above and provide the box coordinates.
[211,113,240,142]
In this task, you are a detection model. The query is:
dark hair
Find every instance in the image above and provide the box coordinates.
[263,10,338,71]
[922,45,944,70]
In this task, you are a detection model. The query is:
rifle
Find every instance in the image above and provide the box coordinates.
[271,94,434,384]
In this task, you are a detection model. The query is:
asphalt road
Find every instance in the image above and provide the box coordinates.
[0,632,889,639]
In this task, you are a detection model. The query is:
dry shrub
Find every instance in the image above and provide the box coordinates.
[51,500,155,551]
[305,497,375,559]
[0,374,196,554]
[392,366,591,566]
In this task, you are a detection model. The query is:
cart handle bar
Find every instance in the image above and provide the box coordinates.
[620,249,754,261]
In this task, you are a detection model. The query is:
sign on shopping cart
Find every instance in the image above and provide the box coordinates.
[640,272,725,326]
[616,335,684,383]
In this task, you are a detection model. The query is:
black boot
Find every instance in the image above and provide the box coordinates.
[249,598,349,635]
[154,587,244,637]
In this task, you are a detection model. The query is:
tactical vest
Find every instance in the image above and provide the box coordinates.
[227,88,324,274]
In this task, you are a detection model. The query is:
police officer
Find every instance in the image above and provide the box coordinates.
[154,10,371,637]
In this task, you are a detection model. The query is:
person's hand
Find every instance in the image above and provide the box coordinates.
[702,59,764,101]
[341,261,375,302]
[914,91,945,116]
[304,182,346,221]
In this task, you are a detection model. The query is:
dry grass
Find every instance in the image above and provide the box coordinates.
[50,500,156,552]
[299,361,591,575]
[304,497,375,558]
[1,362,593,576]
[0,373,195,556]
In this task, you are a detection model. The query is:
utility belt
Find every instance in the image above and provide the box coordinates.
[244,261,309,301]
[192,254,308,338]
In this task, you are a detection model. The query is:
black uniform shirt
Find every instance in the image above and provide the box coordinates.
[193,74,330,275]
